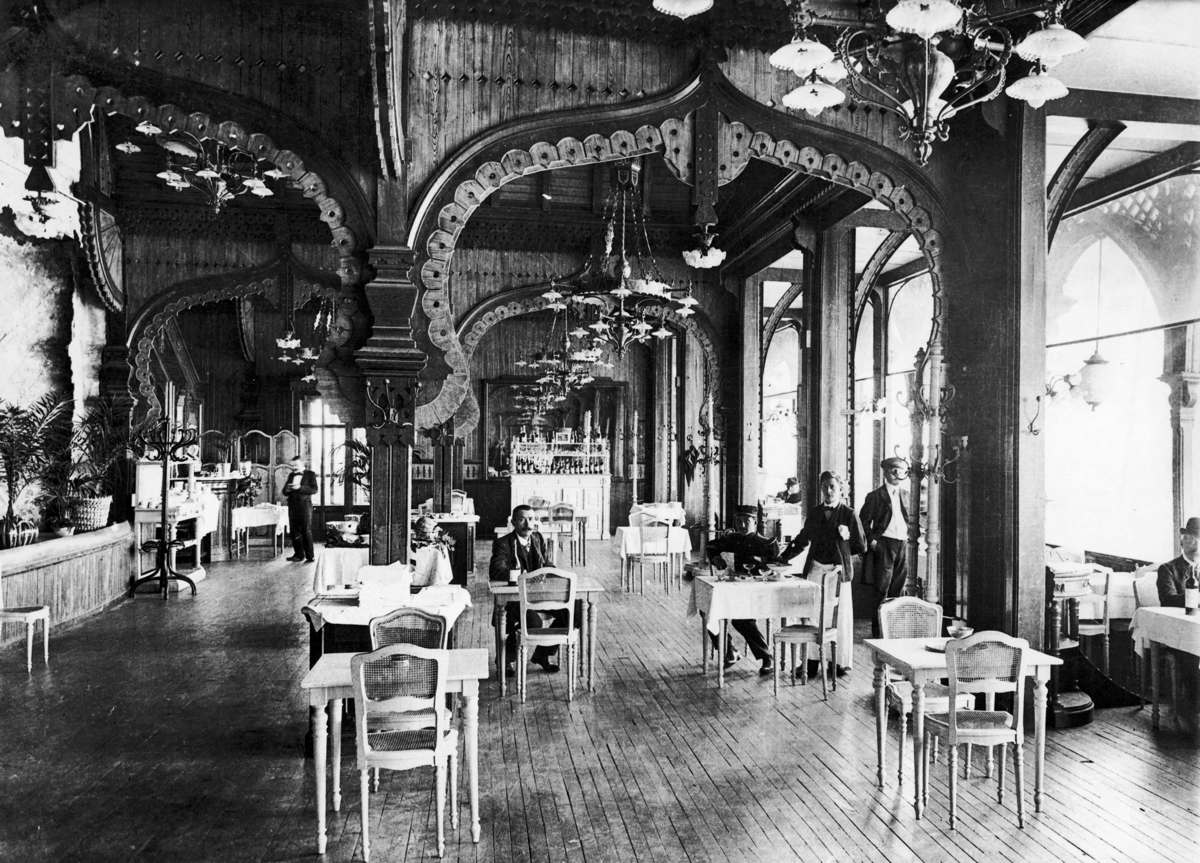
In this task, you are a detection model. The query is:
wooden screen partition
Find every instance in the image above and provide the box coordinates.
[237,429,300,504]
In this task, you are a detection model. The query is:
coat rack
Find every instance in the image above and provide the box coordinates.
[130,416,201,599]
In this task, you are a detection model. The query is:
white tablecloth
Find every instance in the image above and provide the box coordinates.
[1075,570,1137,620]
[312,547,371,593]
[303,585,472,631]
[1132,607,1200,668]
[629,502,686,526]
[613,525,692,557]
[232,503,287,534]
[687,572,853,668]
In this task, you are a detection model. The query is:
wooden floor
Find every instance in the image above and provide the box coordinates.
[1,541,1197,863]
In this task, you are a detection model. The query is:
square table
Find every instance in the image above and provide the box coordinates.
[1130,606,1200,729]
[864,636,1062,819]
[300,649,488,853]
[686,572,820,687]
[488,576,604,694]
[613,525,693,589]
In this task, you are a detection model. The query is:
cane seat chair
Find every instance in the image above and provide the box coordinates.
[351,645,459,860]
[369,608,449,650]
[549,503,581,566]
[0,590,49,674]
[1075,567,1112,675]
[1132,565,1165,711]
[628,523,672,594]
[922,632,1030,830]
[772,564,841,700]
[517,567,579,702]
[878,597,974,786]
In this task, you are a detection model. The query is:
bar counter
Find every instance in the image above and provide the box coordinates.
[0,524,134,647]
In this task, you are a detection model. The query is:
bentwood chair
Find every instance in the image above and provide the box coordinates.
[517,567,579,702]
[878,597,974,787]
[351,645,458,860]
[369,608,449,650]
[922,632,1030,830]
[772,564,841,699]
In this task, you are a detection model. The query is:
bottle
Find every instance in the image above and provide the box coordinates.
[1185,563,1199,616]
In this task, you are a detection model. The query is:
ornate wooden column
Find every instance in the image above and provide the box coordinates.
[1165,325,1200,529]
[811,226,855,485]
[360,247,424,565]
[652,338,677,502]
[739,275,763,506]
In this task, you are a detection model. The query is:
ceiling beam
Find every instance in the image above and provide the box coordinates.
[877,256,930,289]
[1064,142,1200,217]
[1047,120,1126,246]
[1050,90,1200,126]
[835,208,909,230]
[719,170,818,251]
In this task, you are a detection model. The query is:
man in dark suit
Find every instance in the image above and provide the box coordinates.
[778,477,802,504]
[1158,516,1199,607]
[860,456,910,635]
[490,505,562,674]
[705,505,778,676]
[283,455,318,562]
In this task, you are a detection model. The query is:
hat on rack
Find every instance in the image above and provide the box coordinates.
[880,456,907,472]
[734,504,758,517]
[1181,516,1200,537]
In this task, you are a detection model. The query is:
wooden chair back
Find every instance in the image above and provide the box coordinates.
[1132,567,1161,609]
[351,644,448,764]
[945,631,1028,738]
[369,608,448,650]
[519,567,577,635]
[879,596,942,639]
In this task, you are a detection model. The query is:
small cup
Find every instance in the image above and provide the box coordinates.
[509,568,521,585]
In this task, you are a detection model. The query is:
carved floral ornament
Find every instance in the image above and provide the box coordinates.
[410,117,945,433]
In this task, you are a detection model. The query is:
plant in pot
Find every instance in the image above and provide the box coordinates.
[37,449,76,537]
[0,395,71,548]
[67,398,133,532]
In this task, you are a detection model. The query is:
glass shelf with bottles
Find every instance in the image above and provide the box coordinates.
[510,437,610,475]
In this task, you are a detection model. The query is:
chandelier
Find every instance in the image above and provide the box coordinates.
[545,160,698,358]
[272,262,335,383]
[649,0,1086,166]
[115,121,286,214]
[513,305,611,416]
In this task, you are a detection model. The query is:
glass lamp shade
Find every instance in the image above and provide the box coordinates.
[1006,69,1068,109]
[885,0,963,41]
[769,38,834,77]
[682,245,726,268]
[1015,23,1086,67]
[652,0,712,20]
[817,59,848,84]
[888,41,957,109]
[1077,348,1117,409]
[782,79,845,116]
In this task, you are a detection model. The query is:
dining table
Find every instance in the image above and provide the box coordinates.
[488,575,604,694]
[1130,606,1200,729]
[300,648,488,853]
[864,636,1062,819]
[687,568,835,687]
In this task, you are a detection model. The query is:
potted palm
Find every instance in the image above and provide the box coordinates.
[0,395,71,548]
[67,398,132,532]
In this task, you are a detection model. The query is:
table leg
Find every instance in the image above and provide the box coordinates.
[497,602,508,695]
[587,594,598,691]
[464,682,481,842]
[911,681,926,819]
[330,697,342,812]
[701,613,708,673]
[718,620,728,689]
[313,697,328,854]
[873,661,887,790]
[1033,673,1048,812]
[1150,641,1161,730]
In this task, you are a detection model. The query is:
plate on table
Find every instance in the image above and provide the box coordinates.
[924,638,951,653]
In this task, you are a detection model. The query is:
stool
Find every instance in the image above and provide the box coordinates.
[0,605,50,672]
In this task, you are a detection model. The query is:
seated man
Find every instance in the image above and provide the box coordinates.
[489,505,565,675]
[1158,516,1199,608]
[778,477,803,504]
[705,504,778,676]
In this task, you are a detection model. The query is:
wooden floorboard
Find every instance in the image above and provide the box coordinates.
[1,540,1198,863]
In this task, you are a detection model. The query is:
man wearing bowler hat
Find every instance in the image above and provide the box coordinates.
[860,456,911,634]
[1158,516,1200,607]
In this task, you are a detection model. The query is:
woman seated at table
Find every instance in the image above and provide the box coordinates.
[777,470,865,677]
[705,505,779,676]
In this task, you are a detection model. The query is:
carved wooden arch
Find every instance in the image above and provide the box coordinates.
[854,231,911,327]
[127,255,340,426]
[761,279,806,378]
[407,63,949,432]
[63,75,362,258]
[453,284,728,434]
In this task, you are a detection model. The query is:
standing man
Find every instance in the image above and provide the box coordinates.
[490,505,561,674]
[283,454,318,563]
[1158,516,1200,607]
[860,456,910,635]
[705,504,778,675]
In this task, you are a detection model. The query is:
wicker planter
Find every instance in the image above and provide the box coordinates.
[0,518,38,549]
[68,496,112,532]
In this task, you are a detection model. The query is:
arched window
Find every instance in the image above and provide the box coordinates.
[1044,236,1172,560]
[762,323,800,492]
